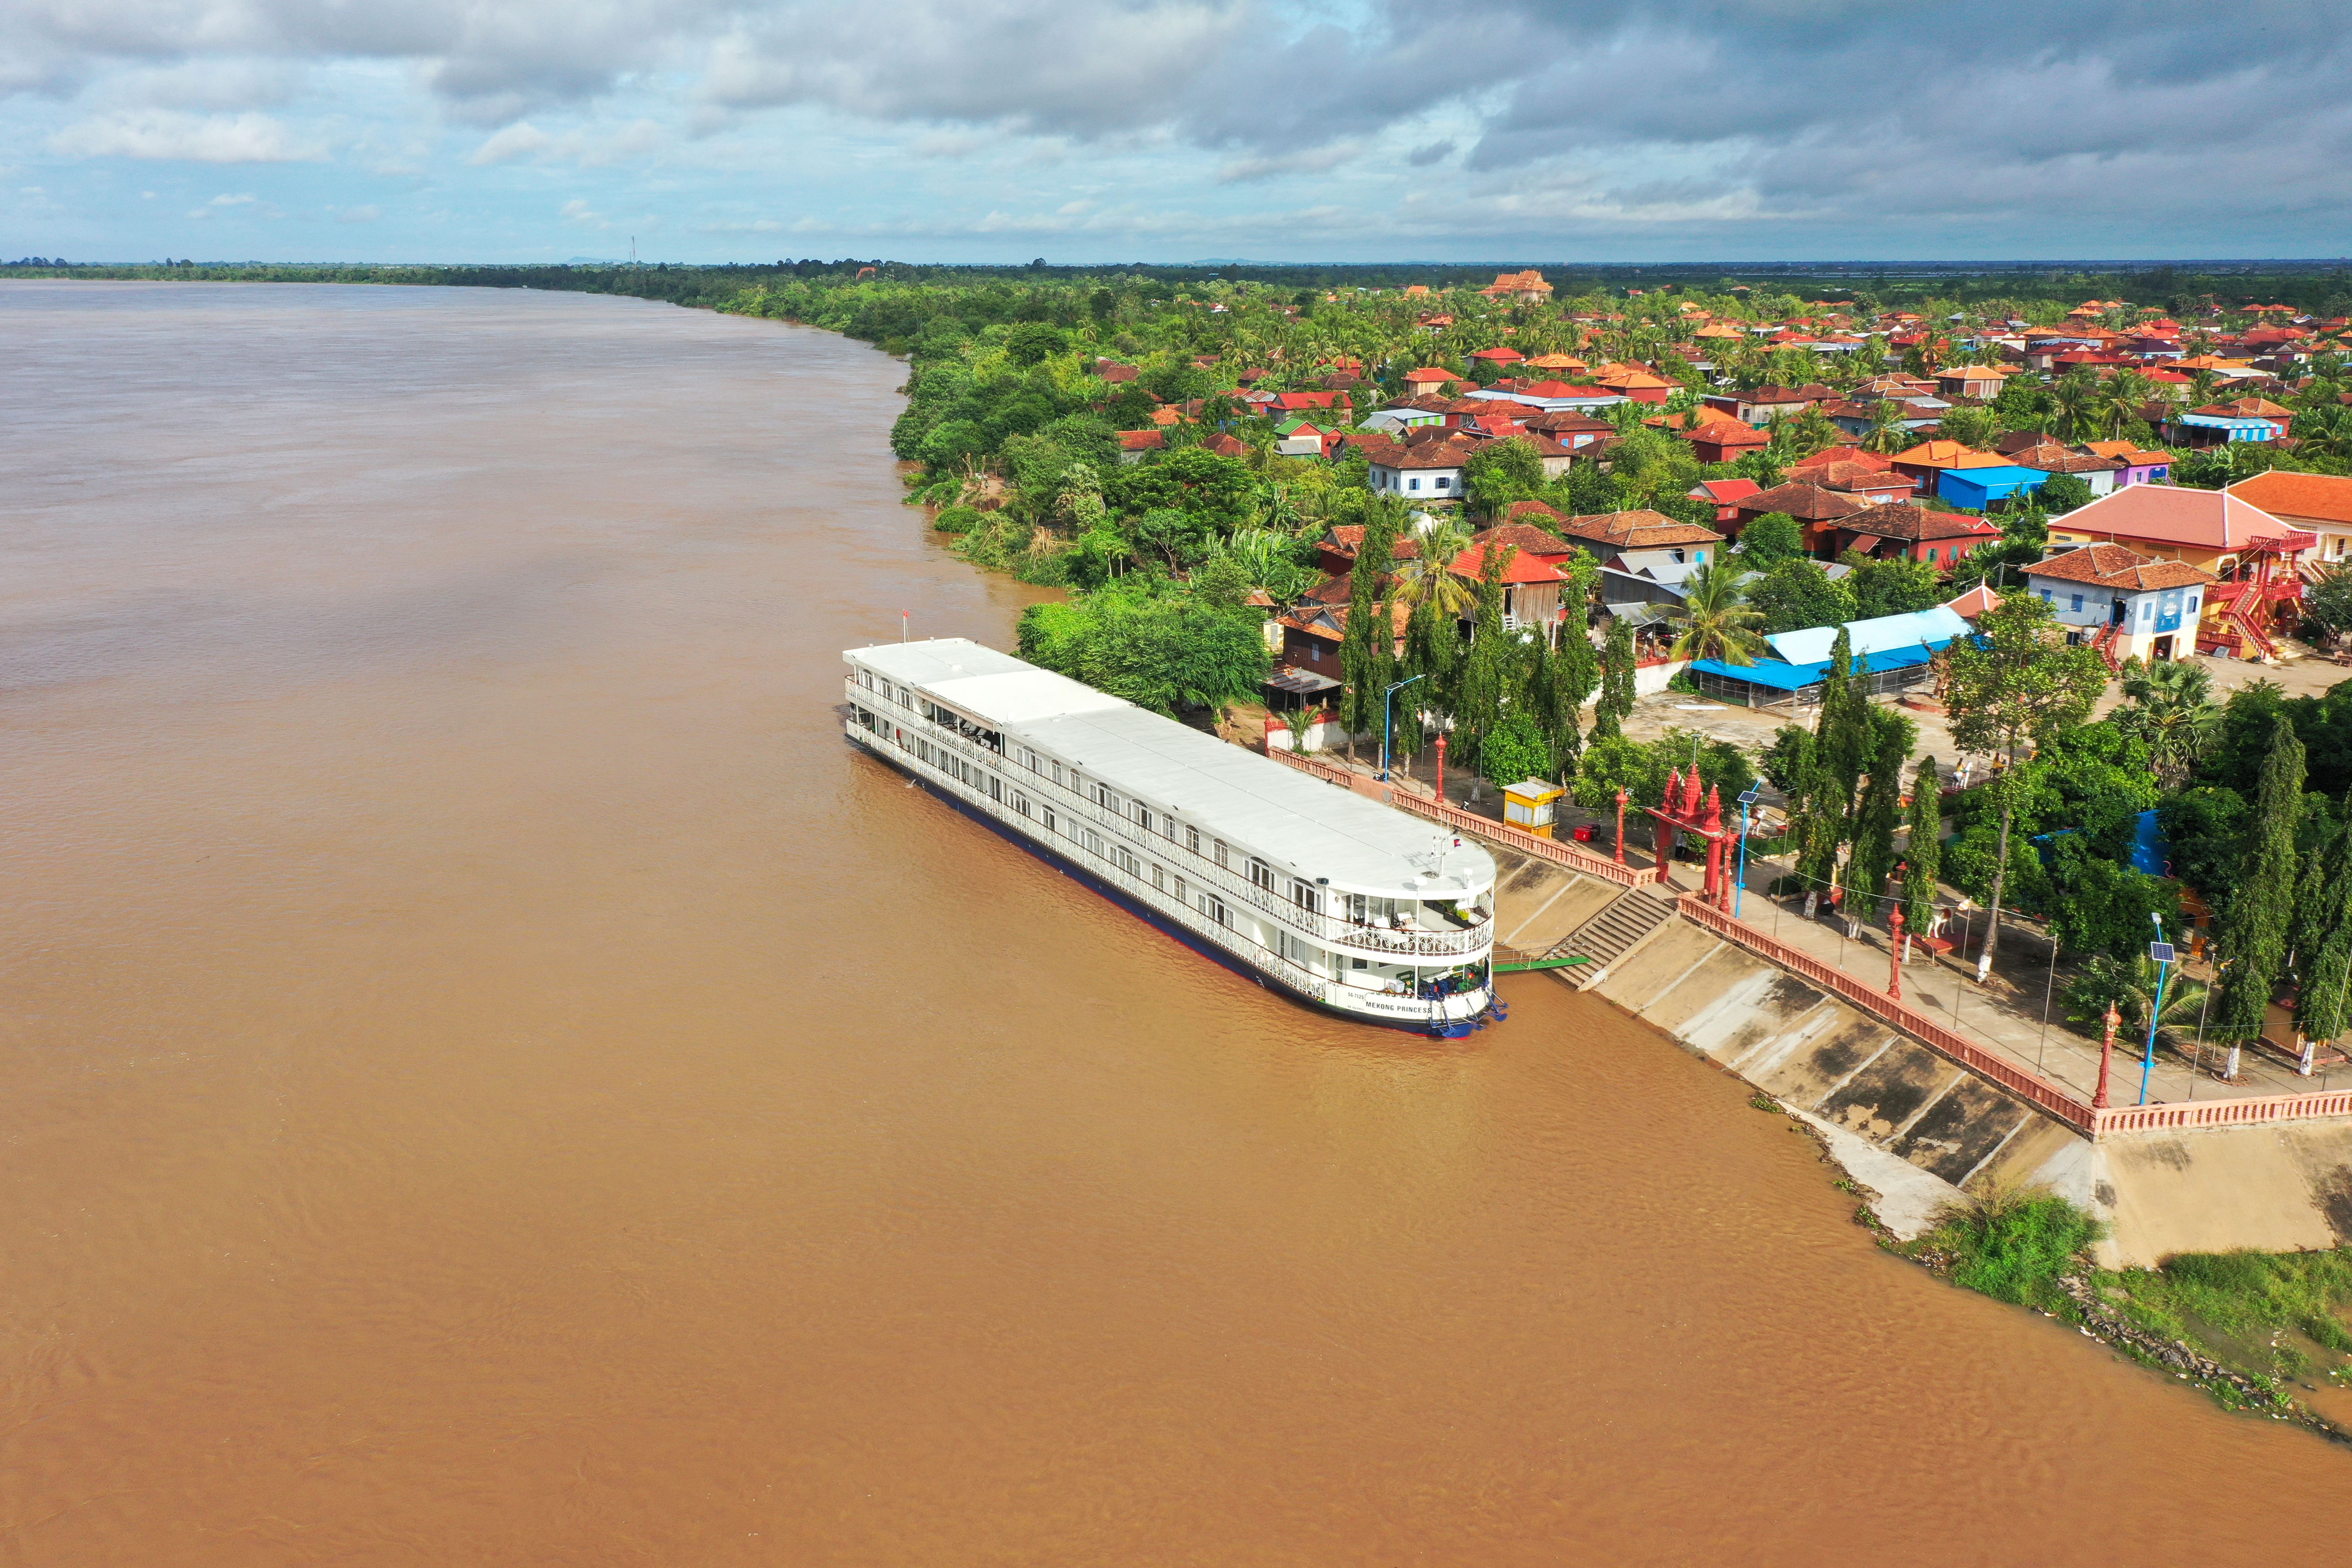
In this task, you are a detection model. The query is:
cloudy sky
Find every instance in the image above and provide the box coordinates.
[5,0,2349,263]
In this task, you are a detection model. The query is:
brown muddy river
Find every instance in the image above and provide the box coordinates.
[3,279,2349,1565]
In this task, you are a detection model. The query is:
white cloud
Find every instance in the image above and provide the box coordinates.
[48,111,325,164]
[469,118,665,167]
[334,204,380,222]
[560,196,606,225]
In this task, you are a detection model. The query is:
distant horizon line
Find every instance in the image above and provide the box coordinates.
[8,255,2351,276]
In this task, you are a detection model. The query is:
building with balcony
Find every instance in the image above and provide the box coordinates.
[2024,545,2216,666]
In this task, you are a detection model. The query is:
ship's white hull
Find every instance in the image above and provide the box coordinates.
[847,719,1495,1035]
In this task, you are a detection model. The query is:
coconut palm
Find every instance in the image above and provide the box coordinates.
[1664,561,1767,665]
[1860,398,1911,453]
[1388,518,1478,622]
[2049,370,2101,441]
[2064,953,2211,1049]
[2101,370,2156,439]
[2116,655,2221,789]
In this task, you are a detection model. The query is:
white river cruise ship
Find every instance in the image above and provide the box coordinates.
[844,639,1500,1035]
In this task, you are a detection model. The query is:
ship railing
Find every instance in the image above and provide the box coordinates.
[850,678,1490,961]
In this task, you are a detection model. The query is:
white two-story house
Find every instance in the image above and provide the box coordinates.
[2024,544,2216,665]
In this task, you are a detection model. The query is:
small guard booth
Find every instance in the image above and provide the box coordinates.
[1502,779,1565,839]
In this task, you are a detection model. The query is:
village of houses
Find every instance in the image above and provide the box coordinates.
[1096,273,2352,758]
[1055,271,2352,1156]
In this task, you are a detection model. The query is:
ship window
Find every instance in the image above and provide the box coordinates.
[1118,848,1141,878]
[989,775,1003,803]
[1152,864,1166,891]
[1292,881,1322,913]
[1200,894,1230,928]
[1093,784,1117,812]
[1051,761,1064,786]
[1014,794,1031,818]
[1161,815,1177,841]
[1172,875,1186,903]
[1249,859,1275,891]
[1186,826,1201,855]
[1082,828,1105,857]
[1021,747,1038,770]
[1213,840,1230,870]
[1042,807,1057,833]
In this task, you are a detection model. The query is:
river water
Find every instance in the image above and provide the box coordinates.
[3,280,2348,1565]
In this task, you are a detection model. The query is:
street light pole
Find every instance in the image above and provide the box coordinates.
[1734,787,1761,919]
[2142,912,2173,1107]
[1381,674,1424,784]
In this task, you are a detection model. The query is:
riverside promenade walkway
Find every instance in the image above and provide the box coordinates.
[1266,742,2350,1133]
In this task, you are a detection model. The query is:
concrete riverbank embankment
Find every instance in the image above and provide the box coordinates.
[1533,870,2352,1268]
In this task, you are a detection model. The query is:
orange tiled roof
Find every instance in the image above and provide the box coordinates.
[2027,544,2217,591]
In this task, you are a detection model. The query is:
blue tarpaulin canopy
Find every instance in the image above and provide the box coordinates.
[1687,605,1971,692]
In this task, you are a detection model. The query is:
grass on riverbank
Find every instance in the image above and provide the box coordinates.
[2103,1248,2352,1383]
[1901,1179,2352,1426]
[1909,1177,2103,1312]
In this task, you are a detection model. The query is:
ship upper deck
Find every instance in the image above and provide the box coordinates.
[847,639,1494,898]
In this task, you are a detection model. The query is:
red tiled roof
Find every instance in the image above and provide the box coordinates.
[2052,485,2293,551]
[1735,481,1871,521]
[1838,505,2000,543]
[2027,544,2217,591]
[2228,471,2352,527]
[1559,510,1724,549]
[1117,429,1166,452]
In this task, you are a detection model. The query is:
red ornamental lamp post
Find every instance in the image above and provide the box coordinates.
[1613,787,1628,866]
[1435,733,1447,802]
[1887,907,1904,1002]
[2094,1003,2119,1110]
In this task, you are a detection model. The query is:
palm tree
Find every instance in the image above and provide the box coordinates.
[2116,655,2220,789]
[1388,519,1477,623]
[2295,403,2352,464]
[1860,398,1910,453]
[2065,952,2211,1050]
[1665,562,1766,665]
[2101,370,2155,439]
[2049,370,2100,441]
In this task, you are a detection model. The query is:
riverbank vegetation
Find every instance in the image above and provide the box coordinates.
[1905,1181,2352,1427]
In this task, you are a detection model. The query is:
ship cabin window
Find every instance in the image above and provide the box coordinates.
[859,669,873,690]
[1082,828,1105,857]
[1200,893,1231,928]
[1020,747,1039,771]
[1013,794,1031,818]
[1041,807,1057,833]
[1213,840,1230,870]
[1172,875,1187,903]
[1160,814,1177,841]
[1130,801,1152,831]
[1051,761,1065,786]
[1249,858,1276,892]
[1093,784,1118,812]
[1185,826,1202,855]
[1342,893,1405,927]
[1151,864,1166,891]
[1291,880,1322,914]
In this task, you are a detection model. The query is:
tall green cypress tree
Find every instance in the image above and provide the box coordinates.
[2295,814,2352,1047]
[1550,546,1602,777]
[2217,716,2306,1042]
[1819,628,1873,833]
[1844,708,1914,931]
[1901,756,1942,944]
[1337,509,1398,760]
[1592,616,1636,739]
[1454,545,1514,801]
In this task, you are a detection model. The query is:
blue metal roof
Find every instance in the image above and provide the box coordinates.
[1688,604,1969,692]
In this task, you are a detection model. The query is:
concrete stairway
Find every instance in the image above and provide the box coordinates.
[1550,885,1678,989]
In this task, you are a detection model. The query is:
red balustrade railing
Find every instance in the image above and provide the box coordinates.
[2091,1091,2352,1136]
